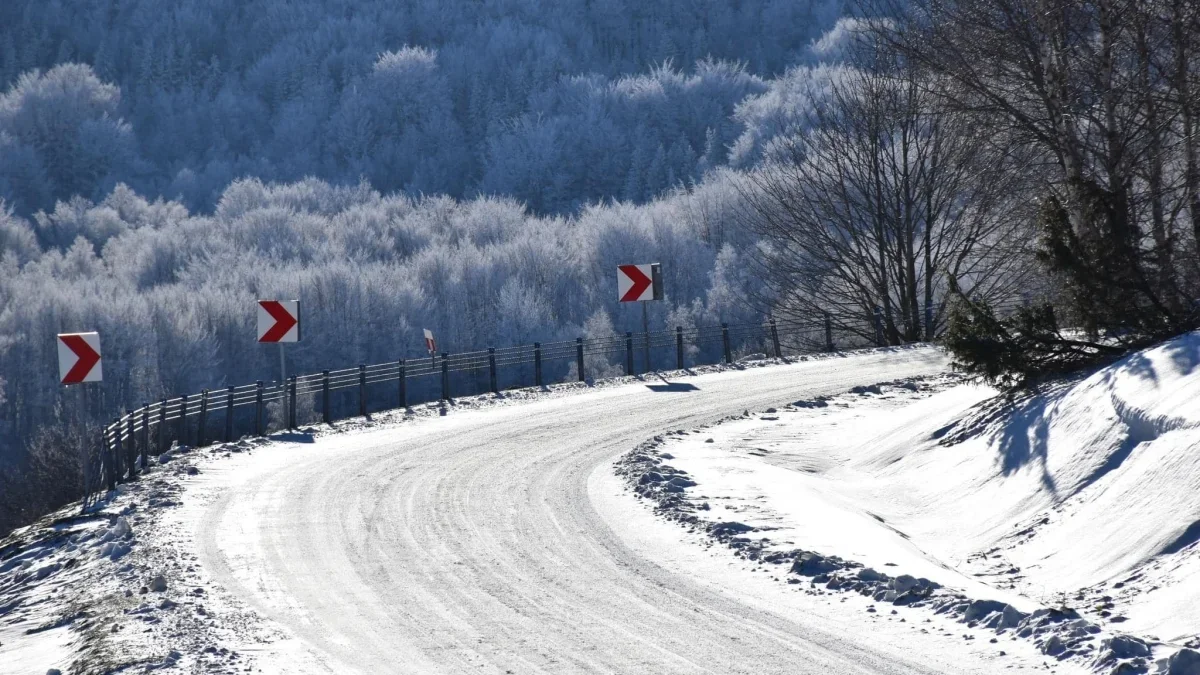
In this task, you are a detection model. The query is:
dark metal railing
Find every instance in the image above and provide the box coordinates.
[88,315,868,499]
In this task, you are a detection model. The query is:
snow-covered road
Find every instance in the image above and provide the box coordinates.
[188,348,1039,674]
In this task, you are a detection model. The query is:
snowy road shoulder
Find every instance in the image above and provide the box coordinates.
[0,436,281,675]
[609,332,1200,675]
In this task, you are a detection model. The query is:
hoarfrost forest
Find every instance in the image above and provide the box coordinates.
[3,0,1200,531]
[0,0,851,460]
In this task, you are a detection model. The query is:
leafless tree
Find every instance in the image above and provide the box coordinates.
[737,40,1036,346]
[864,0,1200,338]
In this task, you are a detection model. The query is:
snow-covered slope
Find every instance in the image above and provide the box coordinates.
[642,331,1200,662]
[873,332,1200,642]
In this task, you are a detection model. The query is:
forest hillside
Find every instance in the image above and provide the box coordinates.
[0,1,860,518]
[5,0,1198,537]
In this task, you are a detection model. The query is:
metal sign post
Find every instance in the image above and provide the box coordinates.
[618,264,663,374]
[58,331,102,505]
[58,331,101,432]
[258,300,300,390]
[641,302,651,373]
[424,329,437,371]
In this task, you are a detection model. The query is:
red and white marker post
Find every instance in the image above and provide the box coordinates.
[58,332,103,488]
[617,264,663,372]
[258,300,300,383]
[58,332,103,385]
[423,329,437,370]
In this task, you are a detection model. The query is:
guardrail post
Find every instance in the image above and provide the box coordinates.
[441,353,450,401]
[112,416,124,480]
[534,343,543,387]
[322,371,331,423]
[488,348,498,394]
[399,360,412,408]
[769,318,782,359]
[255,381,264,436]
[722,323,733,364]
[105,424,117,492]
[108,417,120,480]
[157,398,167,454]
[625,332,634,376]
[676,326,685,370]
[115,420,125,484]
[874,306,885,347]
[224,386,235,441]
[288,376,297,429]
[95,426,104,494]
[125,410,136,477]
[825,312,834,352]
[112,423,120,488]
[576,338,585,382]
[178,393,189,447]
[198,390,209,447]
[358,365,367,417]
[140,407,150,470]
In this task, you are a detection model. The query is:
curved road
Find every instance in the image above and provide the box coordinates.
[195,350,976,674]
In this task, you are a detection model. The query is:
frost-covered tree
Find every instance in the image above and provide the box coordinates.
[0,172,786,467]
[0,64,140,216]
[0,202,39,265]
[0,0,846,215]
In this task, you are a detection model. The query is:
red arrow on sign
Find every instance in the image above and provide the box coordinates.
[60,334,101,384]
[259,301,298,342]
[618,265,653,302]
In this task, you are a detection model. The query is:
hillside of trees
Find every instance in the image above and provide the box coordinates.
[0,0,845,216]
[3,0,1199,534]
[0,174,766,438]
[0,0,862,473]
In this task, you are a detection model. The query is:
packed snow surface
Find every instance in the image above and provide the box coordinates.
[184,347,1082,674]
[7,336,1195,674]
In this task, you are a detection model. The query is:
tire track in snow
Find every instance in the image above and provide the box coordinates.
[194,349,993,674]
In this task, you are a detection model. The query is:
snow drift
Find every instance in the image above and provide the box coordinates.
[626,331,1200,670]
[915,331,1200,642]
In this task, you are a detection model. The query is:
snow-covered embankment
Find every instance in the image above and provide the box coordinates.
[618,332,1200,674]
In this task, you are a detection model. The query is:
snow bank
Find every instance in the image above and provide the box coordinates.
[622,331,1200,672]
[0,439,277,675]
[882,332,1200,642]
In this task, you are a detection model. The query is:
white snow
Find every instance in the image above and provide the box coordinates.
[6,334,1196,674]
[639,389,1039,610]
[590,463,1090,674]
[4,348,968,674]
[643,331,1200,655]
[0,620,73,675]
